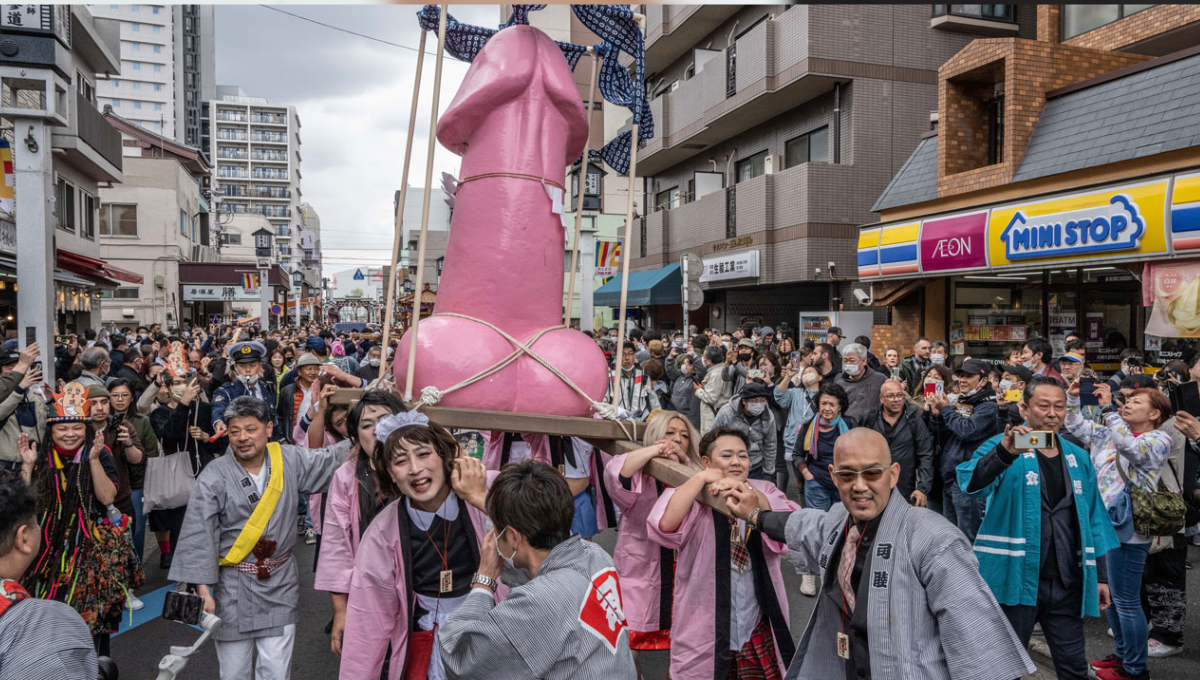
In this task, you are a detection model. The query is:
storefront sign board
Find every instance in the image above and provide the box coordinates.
[700,250,759,283]
[919,211,989,273]
[183,285,259,302]
[1169,170,1200,252]
[987,180,1169,268]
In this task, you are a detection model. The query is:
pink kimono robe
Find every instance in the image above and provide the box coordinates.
[339,492,504,680]
[295,422,344,535]
[313,456,366,593]
[647,479,799,680]
[481,431,550,470]
[603,452,674,634]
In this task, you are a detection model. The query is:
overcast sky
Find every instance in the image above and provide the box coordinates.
[215,4,499,273]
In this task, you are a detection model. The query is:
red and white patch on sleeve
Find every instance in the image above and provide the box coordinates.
[578,567,628,653]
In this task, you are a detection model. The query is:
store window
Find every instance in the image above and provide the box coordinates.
[79,189,96,240]
[100,204,138,236]
[1062,5,1156,40]
[735,150,768,183]
[785,126,829,169]
[101,288,140,299]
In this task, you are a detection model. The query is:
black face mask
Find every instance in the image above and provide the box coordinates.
[739,353,753,362]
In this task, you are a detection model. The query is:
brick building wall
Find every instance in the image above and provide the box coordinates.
[1061,5,1200,52]
[937,38,1149,198]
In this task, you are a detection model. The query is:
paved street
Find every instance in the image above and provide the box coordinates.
[111,480,1200,680]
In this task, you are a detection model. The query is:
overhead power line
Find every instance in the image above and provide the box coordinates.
[256,5,454,60]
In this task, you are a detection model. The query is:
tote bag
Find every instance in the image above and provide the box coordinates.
[143,407,201,512]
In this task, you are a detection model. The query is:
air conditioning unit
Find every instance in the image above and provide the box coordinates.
[154,275,165,290]
[121,308,135,318]
[764,154,777,175]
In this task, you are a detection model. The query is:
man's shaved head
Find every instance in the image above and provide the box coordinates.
[830,428,897,522]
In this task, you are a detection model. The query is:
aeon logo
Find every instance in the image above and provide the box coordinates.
[1000,194,1145,261]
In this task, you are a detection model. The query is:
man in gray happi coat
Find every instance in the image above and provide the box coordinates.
[725,428,1034,680]
[438,461,636,680]
[169,396,350,680]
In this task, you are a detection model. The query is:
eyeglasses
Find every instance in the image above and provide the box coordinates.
[830,467,889,483]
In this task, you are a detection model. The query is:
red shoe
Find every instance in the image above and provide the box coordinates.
[1096,666,1150,680]
[1091,655,1124,670]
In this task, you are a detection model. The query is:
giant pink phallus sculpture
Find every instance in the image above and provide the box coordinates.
[393,25,609,417]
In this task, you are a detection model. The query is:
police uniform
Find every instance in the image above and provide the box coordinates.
[211,341,279,440]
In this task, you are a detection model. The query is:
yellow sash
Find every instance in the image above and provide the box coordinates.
[219,442,285,567]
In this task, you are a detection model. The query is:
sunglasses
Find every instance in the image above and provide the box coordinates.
[830,467,889,483]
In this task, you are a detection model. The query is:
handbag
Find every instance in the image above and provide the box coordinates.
[403,625,437,680]
[143,407,201,512]
[1115,455,1186,538]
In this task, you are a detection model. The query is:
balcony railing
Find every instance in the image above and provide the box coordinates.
[218,149,248,160]
[251,133,287,143]
[258,207,291,218]
[217,131,248,141]
[252,170,288,180]
[252,151,288,162]
[75,91,123,170]
[216,112,247,122]
[252,114,287,125]
[255,187,289,199]
[217,169,249,179]
[218,184,247,197]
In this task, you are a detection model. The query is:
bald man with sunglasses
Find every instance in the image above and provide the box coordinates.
[724,428,1033,680]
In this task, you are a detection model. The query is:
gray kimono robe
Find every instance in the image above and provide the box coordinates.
[169,439,352,642]
[438,535,637,680]
[781,492,1035,680]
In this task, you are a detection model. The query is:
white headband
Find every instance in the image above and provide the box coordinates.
[374,410,430,443]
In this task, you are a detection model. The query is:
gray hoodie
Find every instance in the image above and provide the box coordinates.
[712,393,777,474]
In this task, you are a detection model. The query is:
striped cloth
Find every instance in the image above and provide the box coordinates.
[0,598,97,680]
[729,618,782,680]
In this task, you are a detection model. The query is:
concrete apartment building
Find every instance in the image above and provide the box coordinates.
[298,202,322,285]
[857,5,1200,366]
[98,112,215,328]
[207,86,303,273]
[399,185,452,292]
[631,4,1038,332]
[87,4,216,147]
[0,5,138,335]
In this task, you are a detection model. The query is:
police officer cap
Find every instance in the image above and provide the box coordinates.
[228,341,267,364]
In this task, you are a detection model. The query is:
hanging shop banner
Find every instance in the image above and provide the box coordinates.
[595,239,622,277]
[699,249,759,283]
[1145,260,1200,338]
[987,179,1169,268]
[920,210,989,273]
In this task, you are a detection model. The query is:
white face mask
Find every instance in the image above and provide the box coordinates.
[368,358,381,367]
[745,401,767,416]
[1022,359,1037,371]
[238,373,259,387]
[844,363,861,377]
[999,379,1013,392]
[931,354,945,365]
[496,527,517,571]
[723,341,732,351]
[946,393,960,405]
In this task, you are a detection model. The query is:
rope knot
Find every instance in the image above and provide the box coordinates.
[417,385,444,407]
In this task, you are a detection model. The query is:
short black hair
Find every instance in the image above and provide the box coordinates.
[828,326,843,337]
[1025,337,1053,365]
[1119,348,1144,363]
[487,461,574,551]
[628,327,644,342]
[1023,375,1066,404]
[698,426,750,459]
[0,470,37,556]
[854,335,871,349]
[816,343,836,357]
[1064,336,1086,352]
[818,382,850,415]
[704,345,725,365]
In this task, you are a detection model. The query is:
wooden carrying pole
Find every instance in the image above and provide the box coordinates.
[405,5,449,402]
[610,123,640,407]
[378,29,428,384]
[564,49,600,327]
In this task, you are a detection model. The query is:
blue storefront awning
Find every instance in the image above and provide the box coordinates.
[593,263,681,307]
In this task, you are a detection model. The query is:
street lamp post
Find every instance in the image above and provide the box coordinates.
[291,270,304,329]
[252,228,273,330]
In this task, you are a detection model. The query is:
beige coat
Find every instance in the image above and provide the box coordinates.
[694,362,731,435]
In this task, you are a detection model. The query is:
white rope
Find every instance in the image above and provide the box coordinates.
[410,312,637,439]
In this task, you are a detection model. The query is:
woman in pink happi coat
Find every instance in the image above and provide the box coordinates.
[481,431,550,469]
[339,413,503,680]
[300,384,352,549]
[604,411,701,675]
[649,426,800,680]
[314,391,406,657]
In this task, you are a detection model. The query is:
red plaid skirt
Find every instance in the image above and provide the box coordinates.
[728,618,781,680]
[629,628,671,651]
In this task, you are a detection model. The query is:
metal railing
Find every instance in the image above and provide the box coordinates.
[932,5,1015,22]
[76,91,123,170]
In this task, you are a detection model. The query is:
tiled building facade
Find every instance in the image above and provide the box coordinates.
[632,4,1036,331]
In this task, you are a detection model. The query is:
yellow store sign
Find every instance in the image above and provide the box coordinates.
[987,180,1170,267]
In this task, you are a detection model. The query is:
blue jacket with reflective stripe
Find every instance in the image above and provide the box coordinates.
[956,433,1119,617]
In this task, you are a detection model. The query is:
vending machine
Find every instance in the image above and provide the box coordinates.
[798,311,875,347]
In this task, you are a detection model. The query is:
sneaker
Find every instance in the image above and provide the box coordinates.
[297,517,306,536]
[1095,667,1149,680]
[159,551,173,570]
[128,593,145,611]
[1147,639,1183,658]
[800,574,818,596]
[305,527,316,545]
[1031,623,1043,637]
[1107,628,1114,638]
[1091,654,1124,671]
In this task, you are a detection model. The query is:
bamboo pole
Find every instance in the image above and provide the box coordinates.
[404,4,449,402]
[564,49,600,328]
[377,29,428,386]
[610,123,640,408]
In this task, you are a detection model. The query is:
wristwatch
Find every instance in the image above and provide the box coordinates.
[471,573,499,592]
